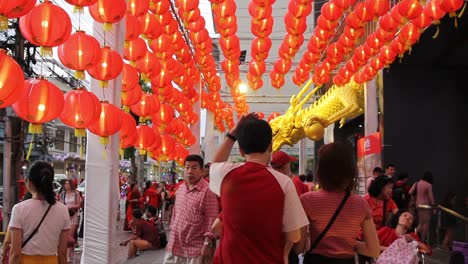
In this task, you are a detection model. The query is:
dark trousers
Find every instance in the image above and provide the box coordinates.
[288,251,299,264]
[304,253,354,264]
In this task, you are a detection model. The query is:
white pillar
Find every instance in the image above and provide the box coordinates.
[2,116,11,231]
[365,78,378,135]
[81,21,124,264]
[298,139,307,175]
[202,111,217,162]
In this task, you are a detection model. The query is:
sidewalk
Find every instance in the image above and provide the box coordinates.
[73,200,167,264]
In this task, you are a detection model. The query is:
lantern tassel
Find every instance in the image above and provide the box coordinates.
[100,136,110,145]
[121,92,128,100]
[129,61,136,67]
[141,74,150,82]
[104,23,113,32]
[75,70,85,80]
[139,149,147,155]
[0,16,8,30]
[458,3,466,18]
[75,128,86,137]
[119,148,124,157]
[124,40,130,48]
[28,124,43,134]
[40,47,53,57]
[432,26,440,39]
[26,134,34,161]
[122,105,130,112]
[100,80,109,88]
[73,6,84,13]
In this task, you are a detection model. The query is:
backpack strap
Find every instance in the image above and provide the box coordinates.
[309,191,351,252]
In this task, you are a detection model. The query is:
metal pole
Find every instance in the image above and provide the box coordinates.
[298,139,306,175]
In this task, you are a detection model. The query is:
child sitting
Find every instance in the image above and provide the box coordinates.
[146,206,167,248]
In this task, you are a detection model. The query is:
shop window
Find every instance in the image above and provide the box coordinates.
[69,134,78,153]
[55,129,65,150]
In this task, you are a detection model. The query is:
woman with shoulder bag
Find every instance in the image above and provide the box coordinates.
[8,161,70,264]
[59,180,82,262]
[296,142,380,264]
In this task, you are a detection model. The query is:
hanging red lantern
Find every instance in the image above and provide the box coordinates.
[123,37,148,63]
[321,2,344,21]
[398,0,423,19]
[138,12,163,39]
[315,26,333,41]
[59,88,101,137]
[390,5,407,24]
[375,27,395,42]
[120,111,137,148]
[379,13,400,32]
[355,2,374,22]
[411,11,433,29]
[398,23,421,47]
[288,1,312,17]
[13,78,64,134]
[369,57,385,70]
[151,103,174,127]
[439,0,463,17]
[19,1,72,56]
[344,26,364,39]
[122,64,139,92]
[317,15,339,30]
[249,60,266,76]
[345,12,364,29]
[122,84,143,108]
[135,124,156,154]
[156,134,176,160]
[366,0,390,18]
[58,31,101,80]
[366,33,385,49]
[379,45,397,64]
[65,0,99,12]
[127,0,149,16]
[390,39,406,56]
[248,2,270,19]
[125,14,143,42]
[130,93,160,120]
[332,0,356,9]
[136,51,161,80]
[0,49,25,108]
[87,46,123,88]
[424,1,446,24]
[87,101,123,144]
[0,0,36,30]
[274,59,292,74]
[186,112,199,125]
[89,0,127,31]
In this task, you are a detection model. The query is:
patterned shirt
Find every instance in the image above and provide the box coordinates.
[166,178,218,258]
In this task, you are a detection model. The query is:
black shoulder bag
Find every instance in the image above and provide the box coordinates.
[304,192,351,264]
[22,204,52,248]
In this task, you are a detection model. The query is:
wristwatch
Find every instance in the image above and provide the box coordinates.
[225,132,237,142]
[203,241,213,247]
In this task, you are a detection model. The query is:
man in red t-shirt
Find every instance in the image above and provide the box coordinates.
[210,113,309,264]
[270,151,309,196]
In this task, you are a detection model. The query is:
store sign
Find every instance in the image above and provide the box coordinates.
[357,132,381,157]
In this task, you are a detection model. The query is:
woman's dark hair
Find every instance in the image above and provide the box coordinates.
[368,175,393,198]
[132,208,143,219]
[145,180,151,191]
[389,209,418,230]
[27,161,56,205]
[317,141,356,192]
[421,171,434,184]
[298,174,306,182]
[147,206,157,216]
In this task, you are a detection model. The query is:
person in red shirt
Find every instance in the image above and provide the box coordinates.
[120,209,160,259]
[143,182,160,213]
[364,175,399,230]
[271,151,309,196]
[378,209,431,254]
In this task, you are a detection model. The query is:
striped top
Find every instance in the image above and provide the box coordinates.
[300,190,372,258]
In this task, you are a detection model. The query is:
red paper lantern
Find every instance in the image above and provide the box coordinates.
[127,0,149,16]
[424,1,446,24]
[151,103,174,127]
[87,101,123,144]
[411,11,433,29]
[398,0,423,19]
[379,45,397,64]
[125,14,142,42]
[87,46,124,88]
[248,2,270,19]
[375,27,395,42]
[249,60,266,76]
[59,88,101,137]
[136,52,161,80]
[136,124,156,153]
[288,1,312,17]
[439,0,464,17]
[346,12,364,29]
[65,0,99,12]
[130,93,160,120]
[379,13,400,32]
[321,2,344,21]
[122,64,139,92]
[138,12,163,39]
[344,26,364,39]
[0,0,36,29]
[19,1,72,56]
[0,49,25,108]
[13,78,65,133]
[274,59,292,74]
[120,111,137,148]
[317,15,339,30]
[332,0,356,9]
[89,0,127,31]
[58,31,101,80]
[355,2,374,22]
[122,84,143,107]
[123,37,148,62]
[366,0,390,18]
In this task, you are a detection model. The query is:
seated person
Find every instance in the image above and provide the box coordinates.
[377,209,432,254]
[120,209,160,258]
[146,206,167,248]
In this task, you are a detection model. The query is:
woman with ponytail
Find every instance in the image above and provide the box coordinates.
[8,161,70,264]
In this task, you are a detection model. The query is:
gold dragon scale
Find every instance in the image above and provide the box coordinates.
[270,80,365,151]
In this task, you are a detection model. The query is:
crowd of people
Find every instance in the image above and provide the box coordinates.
[0,112,464,264]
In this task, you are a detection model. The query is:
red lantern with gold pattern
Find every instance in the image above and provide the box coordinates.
[87,46,123,88]
[321,1,344,21]
[87,101,123,144]
[151,103,174,127]
[123,37,148,63]
[0,0,36,30]
[379,45,397,64]
[89,0,127,31]
[424,1,446,24]
[13,78,65,134]
[366,0,390,18]
[65,0,99,12]
[136,51,161,80]
[59,88,101,137]
[58,31,101,80]
[138,12,162,39]
[0,49,25,108]
[397,0,423,19]
[439,0,464,17]
[130,93,160,119]
[354,2,374,22]
[19,1,72,56]
[136,124,156,153]
[379,13,400,32]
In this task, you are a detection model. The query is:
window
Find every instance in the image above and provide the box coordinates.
[81,137,87,154]
[55,129,65,150]
[69,133,78,153]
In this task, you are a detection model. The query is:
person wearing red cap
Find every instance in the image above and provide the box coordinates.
[271,151,309,197]
[209,113,308,264]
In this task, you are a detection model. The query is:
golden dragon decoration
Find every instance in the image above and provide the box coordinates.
[270,79,365,151]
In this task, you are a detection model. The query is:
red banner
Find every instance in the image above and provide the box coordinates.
[357,132,381,157]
